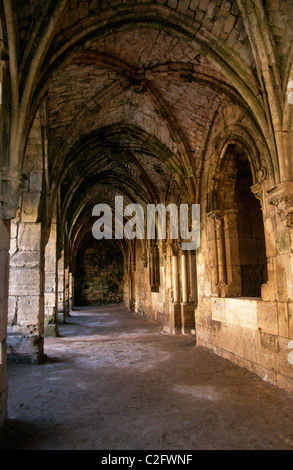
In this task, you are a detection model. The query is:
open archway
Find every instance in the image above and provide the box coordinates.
[207,143,268,298]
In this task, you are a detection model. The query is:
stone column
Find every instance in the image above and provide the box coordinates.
[63,263,70,318]
[57,249,65,322]
[215,213,228,295]
[207,211,229,298]
[44,221,58,337]
[0,61,27,425]
[0,167,27,426]
[180,250,194,334]
[188,251,197,304]
[224,210,241,297]
[8,170,45,362]
[69,271,73,311]
[181,251,188,304]
[8,224,44,361]
[172,253,179,304]
[171,245,181,334]
[267,182,293,302]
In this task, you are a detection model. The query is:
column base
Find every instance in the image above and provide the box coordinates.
[171,303,181,334]
[181,303,195,335]
[43,323,58,337]
[7,334,44,363]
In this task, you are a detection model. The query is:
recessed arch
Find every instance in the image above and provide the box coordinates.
[207,141,268,298]
[205,122,276,208]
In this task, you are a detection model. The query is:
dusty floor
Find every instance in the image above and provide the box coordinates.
[1,304,293,451]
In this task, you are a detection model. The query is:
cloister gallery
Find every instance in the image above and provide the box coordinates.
[1,0,293,436]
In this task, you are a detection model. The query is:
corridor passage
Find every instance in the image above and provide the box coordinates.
[1,304,293,450]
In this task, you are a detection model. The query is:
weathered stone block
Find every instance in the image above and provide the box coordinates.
[257,301,278,335]
[259,331,279,372]
[18,222,42,251]
[9,268,42,296]
[7,334,43,363]
[225,298,258,330]
[189,0,199,11]
[10,250,40,268]
[21,193,41,223]
[16,295,42,327]
[29,170,43,193]
[211,297,225,322]
[276,231,290,255]
[278,336,293,379]
[278,302,289,338]
[223,14,236,34]
[43,324,58,337]
[241,327,259,363]
[45,292,57,310]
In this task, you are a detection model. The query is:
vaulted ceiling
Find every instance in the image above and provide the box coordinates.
[2,0,293,253]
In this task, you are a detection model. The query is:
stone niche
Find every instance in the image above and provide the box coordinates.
[74,239,123,306]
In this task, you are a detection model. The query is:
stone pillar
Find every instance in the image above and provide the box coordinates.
[0,219,10,426]
[171,247,181,334]
[0,166,27,426]
[215,213,228,296]
[44,221,58,337]
[0,62,27,426]
[8,170,45,362]
[267,182,293,302]
[224,210,241,297]
[180,250,195,334]
[172,254,179,304]
[8,224,44,362]
[180,251,189,334]
[188,251,197,304]
[208,210,239,298]
[129,258,135,311]
[63,264,70,318]
[69,271,73,311]
[181,251,188,304]
[57,249,65,322]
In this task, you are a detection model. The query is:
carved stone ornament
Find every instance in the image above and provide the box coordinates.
[251,183,263,206]
[141,250,148,267]
[171,241,180,256]
[216,280,229,298]
[267,182,293,228]
[0,167,27,220]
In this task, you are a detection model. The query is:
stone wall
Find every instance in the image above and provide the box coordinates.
[74,240,123,306]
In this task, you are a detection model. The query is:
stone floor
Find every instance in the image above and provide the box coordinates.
[1,304,293,451]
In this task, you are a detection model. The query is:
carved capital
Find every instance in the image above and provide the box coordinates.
[251,183,263,206]
[267,182,293,228]
[171,241,180,256]
[224,210,238,227]
[160,239,168,257]
[0,167,27,220]
[216,280,229,298]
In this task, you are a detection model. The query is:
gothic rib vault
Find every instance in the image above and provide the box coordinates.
[1,0,293,428]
